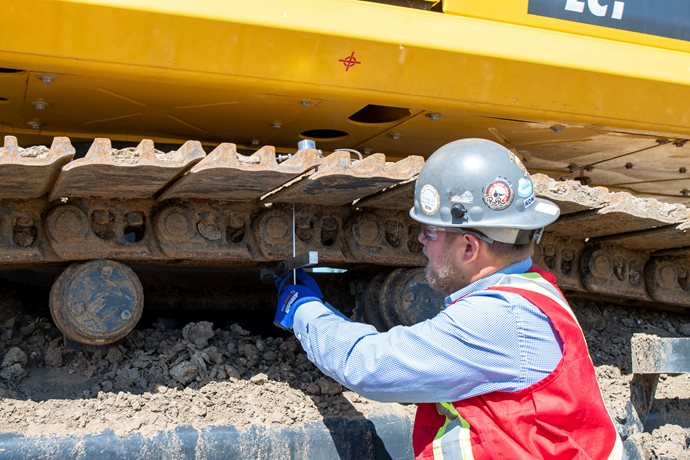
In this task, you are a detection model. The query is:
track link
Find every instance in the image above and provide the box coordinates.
[2,136,690,310]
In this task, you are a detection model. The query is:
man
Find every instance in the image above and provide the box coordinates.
[275,138,623,459]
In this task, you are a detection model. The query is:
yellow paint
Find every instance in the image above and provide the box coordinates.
[0,0,688,150]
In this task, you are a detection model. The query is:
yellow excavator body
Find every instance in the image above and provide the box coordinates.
[1,1,689,184]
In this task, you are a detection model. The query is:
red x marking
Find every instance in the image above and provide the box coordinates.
[339,52,361,71]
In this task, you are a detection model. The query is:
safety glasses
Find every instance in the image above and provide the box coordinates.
[420,224,494,244]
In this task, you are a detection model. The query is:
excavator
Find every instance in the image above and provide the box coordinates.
[1,0,689,343]
[0,0,689,456]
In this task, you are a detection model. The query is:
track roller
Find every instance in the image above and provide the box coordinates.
[361,268,444,330]
[49,260,144,345]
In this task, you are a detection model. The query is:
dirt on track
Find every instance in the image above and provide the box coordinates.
[0,288,689,459]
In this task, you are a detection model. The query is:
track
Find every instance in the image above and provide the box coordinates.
[2,135,690,311]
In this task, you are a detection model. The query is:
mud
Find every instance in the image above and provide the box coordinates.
[0,288,689,458]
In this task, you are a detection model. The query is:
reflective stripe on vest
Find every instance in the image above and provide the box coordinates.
[432,402,474,460]
[491,272,578,324]
[428,271,624,459]
[490,271,625,460]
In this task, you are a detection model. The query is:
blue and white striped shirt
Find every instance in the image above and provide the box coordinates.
[293,257,563,403]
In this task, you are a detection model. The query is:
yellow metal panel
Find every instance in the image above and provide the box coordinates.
[0,0,689,147]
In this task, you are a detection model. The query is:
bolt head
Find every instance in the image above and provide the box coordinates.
[425,112,442,121]
[388,132,401,141]
[36,74,57,85]
[32,100,49,111]
[27,120,42,130]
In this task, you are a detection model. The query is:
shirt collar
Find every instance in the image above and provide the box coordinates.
[444,257,533,307]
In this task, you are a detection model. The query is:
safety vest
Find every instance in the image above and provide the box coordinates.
[412,265,623,459]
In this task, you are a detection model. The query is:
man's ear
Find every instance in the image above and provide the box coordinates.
[458,233,483,264]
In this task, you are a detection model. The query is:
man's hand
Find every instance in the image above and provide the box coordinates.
[274,269,323,330]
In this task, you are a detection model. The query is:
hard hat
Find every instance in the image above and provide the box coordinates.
[409,138,560,244]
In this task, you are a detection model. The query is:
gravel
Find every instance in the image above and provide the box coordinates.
[0,289,688,458]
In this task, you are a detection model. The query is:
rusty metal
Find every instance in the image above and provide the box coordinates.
[49,139,204,200]
[359,271,391,332]
[266,151,423,206]
[0,201,46,264]
[644,256,690,306]
[345,209,424,267]
[532,233,585,292]
[254,205,345,264]
[378,268,444,328]
[49,260,144,345]
[160,144,321,201]
[580,245,651,301]
[0,136,74,198]
[46,200,158,261]
[153,202,259,261]
[1,134,690,346]
[355,180,415,210]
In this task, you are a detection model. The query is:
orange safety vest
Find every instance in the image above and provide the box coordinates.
[412,266,623,459]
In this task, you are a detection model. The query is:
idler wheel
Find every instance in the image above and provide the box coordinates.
[49,260,144,345]
[379,268,444,328]
[360,271,391,332]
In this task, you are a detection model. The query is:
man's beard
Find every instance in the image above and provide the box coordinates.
[425,250,463,294]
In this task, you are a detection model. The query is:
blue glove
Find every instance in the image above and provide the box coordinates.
[274,269,323,330]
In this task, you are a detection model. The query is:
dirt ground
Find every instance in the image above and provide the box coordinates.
[0,287,689,459]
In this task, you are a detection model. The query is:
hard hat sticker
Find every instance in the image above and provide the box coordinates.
[451,191,474,204]
[517,177,534,198]
[535,201,559,216]
[483,178,513,211]
[420,184,440,215]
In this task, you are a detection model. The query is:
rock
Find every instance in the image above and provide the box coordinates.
[170,361,199,385]
[0,363,26,381]
[105,347,124,365]
[250,373,268,385]
[2,347,27,368]
[224,365,241,380]
[19,322,35,337]
[241,344,260,361]
[44,338,63,368]
[205,346,223,364]
[316,377,343,396]
[182,322,214,348]
[678,323,690,337]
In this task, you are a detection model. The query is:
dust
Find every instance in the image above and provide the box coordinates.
[19,145,50,158]
[110,147,179,164]
[0,290,689,458]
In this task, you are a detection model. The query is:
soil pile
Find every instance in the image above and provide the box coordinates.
[0,289,689,458]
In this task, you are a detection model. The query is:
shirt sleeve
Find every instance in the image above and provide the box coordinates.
[292,290,562,403]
